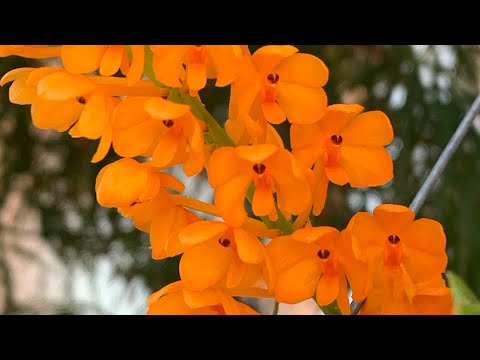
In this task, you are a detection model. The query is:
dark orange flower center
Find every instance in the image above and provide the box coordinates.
[384,234,402,268]
[330,134,343,145]
[267,73,279,84]
[388,234,400,245]
[187,46,207,64]
[317,249,330,259]
[218,238,231,247]
[253,163,266,175]
[163,120,174,128]
[76,96,86,105]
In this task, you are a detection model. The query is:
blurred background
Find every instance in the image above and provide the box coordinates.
[0,45,479,314]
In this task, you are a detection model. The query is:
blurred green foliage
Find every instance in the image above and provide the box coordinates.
[1,45,480,313]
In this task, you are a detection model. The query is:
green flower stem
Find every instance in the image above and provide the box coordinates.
[178,92,235,147]
[142,46,168,89]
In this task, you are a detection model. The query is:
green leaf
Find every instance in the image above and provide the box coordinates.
[446,270,480,314]
[446,270,479,305]
[318,299,342,315]
[458,303,480,315]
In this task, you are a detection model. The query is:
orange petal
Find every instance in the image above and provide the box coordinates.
[337,273,351,315]
[292,226,338,244]
[127,45,145,85]
[373,204,415,234]
[157,172,185,192]
[179,239,234,291]
[207,146,249,187]
[164,207,201,258]
[151,133,182,168]
[99,45,124,76]
[187,60,207,91]
[324,165,350,186]
[61,45,107,74]
[226,254,247,288]
[341,111,394,147]
[317,103,364,136]
[183,287,223,308]
[214,173,252,227]
[37,72,96,101]
[151,45,189,87]
[413,291,453,315]
[233,227,263,264]
[147,280,184,306]
[266,235,317,273]
[336,229,371,301]
[207,45,239,87]
[91,126,112,163]
[150,206,177,259]
[178,220,228,248]
[275,257,321,304]
[31,97,83,131]
[147,291,217,315]
[8,75,36,104]
[400,218,448,283]
[252,180,275,217]
[234,143,278,163]
[69,91,109,139]
[350,212,386,263]
[315,274,339,306]
[276,82,327,124]
[290,123,324,167]
[266,123,285,148]
[276,53,329,88]
[340,146,393,187]
[184,152,204,178]
[144,97,190,120]
[252,45,299,74]
[0,67,35,86]
[269,151,312,215]
[261,101,286,124]
[312,163,329,216]
[112,97,161,157]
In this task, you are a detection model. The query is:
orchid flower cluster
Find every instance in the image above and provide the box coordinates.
[0,45,453,315]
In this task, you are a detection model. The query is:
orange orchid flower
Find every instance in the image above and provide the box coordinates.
[61,45,145,85]
[147,280,263,315]
[291,103,394,215]
[178,220,271,291]
[207,144,311,227]
[228,45,329,141]
[359,274,453,315]
[347,204,448,301]
[0,67,168,162]
[122,192,202,260]
[95,157,185,209]
[112,96,206,176]
[150,45,243,92]
[266,226,369,315]
[95,157,207,259]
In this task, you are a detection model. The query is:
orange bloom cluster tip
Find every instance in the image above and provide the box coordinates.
[0,45,453,315]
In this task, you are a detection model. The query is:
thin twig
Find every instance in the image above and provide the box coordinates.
[409,94,480,214]
[351,93,480,315]
[272,300,280,315]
